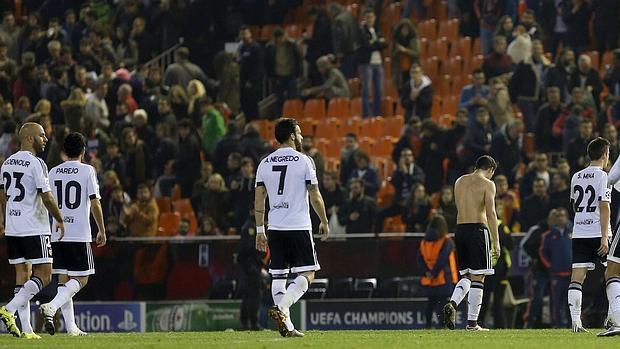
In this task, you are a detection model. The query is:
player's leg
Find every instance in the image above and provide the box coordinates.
[598,261,620,336]
[568,267,588,332]
[13,263,39,338]
[444,226,470,329]
[466,274,487,330]
[464,225,495,331]
[266,230,292,336]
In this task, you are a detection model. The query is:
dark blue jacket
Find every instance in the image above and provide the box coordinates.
[539,224,572,276]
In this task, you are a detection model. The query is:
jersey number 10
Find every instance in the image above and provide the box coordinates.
[54,180,82,209]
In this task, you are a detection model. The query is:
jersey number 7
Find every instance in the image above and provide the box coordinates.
[272,165,287,195]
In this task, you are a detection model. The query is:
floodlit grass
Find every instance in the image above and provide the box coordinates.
[0,329,619,349]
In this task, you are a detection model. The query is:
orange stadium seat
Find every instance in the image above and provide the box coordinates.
[440,94,459,116]
[359,137,376,154]
[376,179,395,208]
[417,19,437,41]
[156,197,172,213]
[282,99,304,118]
[299,117,317,136]
[350,97,362,117]
[383,57,392,79]
[422,56,439,81]
[348,78,361,98]
[383,115,404,138]
[431,96,442,117]
[372,137,395,157]
[438,19,459,42]
[454,36,472,58]
[303,98,326,119]
[473,37,482,55]
[444,56,463,77]
[171,184,182,201]
[327,97,351,118]
[158,212,181,236]
[315,120,339,139]
[436,74,451,97]
[419,38,428,59]
[428,37,448,60]
[382,96,395,117]
[172,199,198,235]
[361,117,384,138]
[384,80,399,100]
[341,116,362,136]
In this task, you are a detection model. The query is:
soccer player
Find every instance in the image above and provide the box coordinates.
[40,132,106,336]
[0,122,65,339]
[598,143,620,337]
[443,155,500,331]
[254,118,329,337]
[567,137,611,333]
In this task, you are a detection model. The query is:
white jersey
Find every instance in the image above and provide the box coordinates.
[570,166,611,239]
[255,147,318,231]
[49,160,101,242]
[0,151,51,236]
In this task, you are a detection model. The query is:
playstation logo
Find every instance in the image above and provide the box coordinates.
[117,310,137,331]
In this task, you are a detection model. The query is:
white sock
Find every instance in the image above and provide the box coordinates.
[271,277,294,330]
[48,279,81,312]
[568,282,583,326]
[14,286,33,333]
[278,275,309,310]
[467,280,484,322]
[606,277,620,325]
[450,278,472,306]
[5,277,42,314]
[61,298,78,332]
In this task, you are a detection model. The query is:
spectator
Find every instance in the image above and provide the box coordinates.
[402,0,430,20]
[531,39,552,78]
[401,63,433,121]
[463,107,494,164]
[553,88,596,151]
[603,49,620,110]
[197,173,231,231]
[459,69,491,122]
[568,54,603,110]
[556,157,571,178]
[346,151,379,199]
[0,13,19,60]
[163,46,214,95]
[237,25,264,122]
[520,177,551,230]
[494,174,520,230]
[391,19,420,91]
[191,161,214,211]
[545,47,575,102]
[482,35,513,81]
[0,40,16,98]
[155,96,177,140]
[224,152,242,189]
[153,160,176,198]
[549,172,572,217]
[328,3,361,78]
[539,207,572,328]
[519,152,552,201]
[535,86,564,153]
[487,77,514,129]
[302,135,325,184]
[105,185,129,237]
[301,55,351,99]
[435,185,457,233]
[152,122,178,178]
[213,123,243,175]
[231,157,255,231]
[45,66,70,125]
[304,7,332,85]
[169,84,189,120]
[212,51,240,115]
[77,38,102,74]
[563,0,592,56]
[239,123,272,166]
[61,87,86,132]
[187,79,207,125]
[604,123,620,162]
[358,8,387,118]
[418,215,458,329]
[318,170,346,234]
[491,119,524,181]
[338,178,377,234]
[117,83,138,115]
[477,0,508,55]
[200,97,227,157]
[264,27,302,115]
[124,183,159,237]
[542,0,569,57]
[566,118,594,170]
[508,35,543,132]
[404,183,431,232]
[14,96,30,123]
[445,110,469,182]
[494,15,515,44]
[85,79,109,128]
[122,126,151,196]
[340,132,360,184]
[392,116,423,161]
[174,119,201,198]
[418,119,444,193]
[375,147,425,233]
[130,16,154,64]
[592,0,619,55]
[132,109,157,152]
[102,140,127,186]
[113,26,138,69]
[520,9,544,41]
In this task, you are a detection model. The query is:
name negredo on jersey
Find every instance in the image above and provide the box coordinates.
[1,151,51,236]
[49,161,101,242]
[256,148,318,231]
[571,166,611,238]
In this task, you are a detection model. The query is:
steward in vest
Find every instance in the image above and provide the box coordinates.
[418,215,458,328]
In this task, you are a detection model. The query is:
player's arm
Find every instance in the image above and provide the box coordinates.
[484,180,500,258]
[599,174,611,256]
[609,153,620,185]
[254,185,268,252]
[308,183,329,241]
[41,191,65,239]
[90,198,106,247]
[0,187,5,235]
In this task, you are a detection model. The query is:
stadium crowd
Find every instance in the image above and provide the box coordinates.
[0,0,620,329]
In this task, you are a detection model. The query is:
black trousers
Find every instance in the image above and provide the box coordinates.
[239,264,262,329]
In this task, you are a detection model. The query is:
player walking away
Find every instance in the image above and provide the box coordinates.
[254,118,329,338]
[567,137,611,333]
[0,122,65,339]
[40,132,106,336]
[443,155,500,331]
[598,142,620,337]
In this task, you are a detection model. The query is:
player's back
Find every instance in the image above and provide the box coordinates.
[256,147,316,231]
[454,173,488,224]
[48,160,100,242]
[571,165,610,238]
[1,150,50,236]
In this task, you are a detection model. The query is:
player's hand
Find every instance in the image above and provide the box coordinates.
[319,221,329,241]
[256,232,267,253]
[96,230,107,247]
[56,221,65,241]
[491,243,500,265]
[598,237,609,257]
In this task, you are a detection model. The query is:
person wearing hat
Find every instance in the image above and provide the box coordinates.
[173,119,202,198]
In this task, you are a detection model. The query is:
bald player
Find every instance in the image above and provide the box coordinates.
[0,123,65,339]
[443,155,500,331]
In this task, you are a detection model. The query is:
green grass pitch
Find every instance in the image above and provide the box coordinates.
[0,330,619,349]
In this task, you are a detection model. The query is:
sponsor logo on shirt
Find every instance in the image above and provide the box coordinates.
[576,219,594,225]
[273,202,290,209]
[64,216,75,223]
[8,209,21,216]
